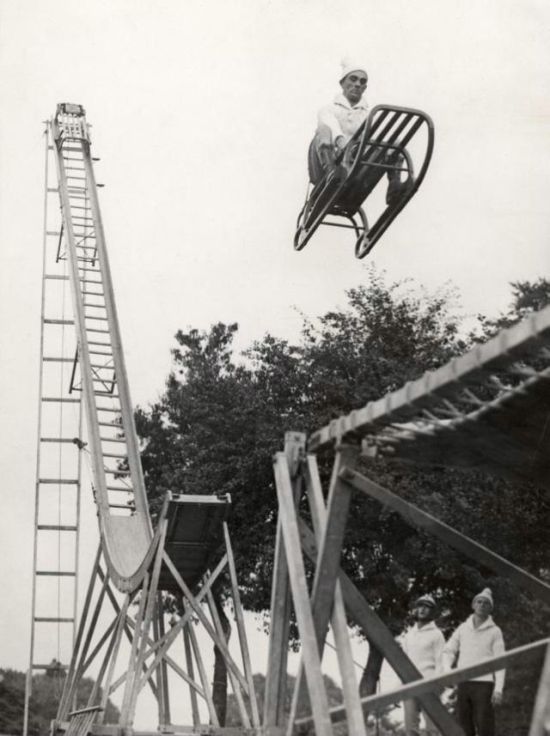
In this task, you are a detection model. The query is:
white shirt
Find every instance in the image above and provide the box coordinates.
[442,615,506,693]
[317,93,369,145]
[400,621,445,677]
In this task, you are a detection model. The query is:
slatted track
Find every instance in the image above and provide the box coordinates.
[309,305,550,489]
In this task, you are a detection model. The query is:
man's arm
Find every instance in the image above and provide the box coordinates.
[317,105,345,148]
[434,630,445,677]
[492,628,506,701]
[442,627,461,672]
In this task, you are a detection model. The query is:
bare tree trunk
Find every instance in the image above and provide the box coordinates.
[212,593,231,726]
[359,643,384,697]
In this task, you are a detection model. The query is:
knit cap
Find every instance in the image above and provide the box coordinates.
[340,58,368,81]
[414,594,436,608]
[473,587,494,609]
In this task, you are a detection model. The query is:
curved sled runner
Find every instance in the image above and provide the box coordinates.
[295,105,434,258]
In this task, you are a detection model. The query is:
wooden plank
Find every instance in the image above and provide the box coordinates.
[183,626,200,726]
[529,643,550,736]
[264,429,306,731]
[304,455,366,736]
[263,517,292,729]
[185,607,220,726]
[295,637,550,729]
[298,518,463,736]
[273,453,333,736]
[288,447,360,731]
[206,586,251,728]
[223,522,261,727]
[341,468,550,606]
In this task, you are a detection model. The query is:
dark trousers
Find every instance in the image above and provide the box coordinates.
[457,681,495,736]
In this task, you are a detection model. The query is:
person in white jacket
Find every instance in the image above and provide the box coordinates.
[442,588,505,736]
[400,594,445,736]
[309,59,409,204]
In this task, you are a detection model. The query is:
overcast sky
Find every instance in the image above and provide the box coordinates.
[1,0,549,727]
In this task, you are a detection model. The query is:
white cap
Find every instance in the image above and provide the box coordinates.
[340,57,368,81]
[414,594,436,608]
[473,587,494,609]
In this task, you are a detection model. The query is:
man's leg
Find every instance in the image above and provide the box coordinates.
[456,682,476,736]
[311,125,346,183]
[471,682,495,736]
[403,698,421,736]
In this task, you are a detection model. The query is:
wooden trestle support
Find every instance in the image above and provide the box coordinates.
[52,494,261,736]
[264,432,550,736]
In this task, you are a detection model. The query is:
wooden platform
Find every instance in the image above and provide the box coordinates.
[159,494,231,592]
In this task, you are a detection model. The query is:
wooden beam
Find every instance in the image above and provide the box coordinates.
[288,448,361,733]
[529,643,550,736]
[341,467,550,606]
[273,452,333,736]
[304,455,366,736]
[298,518,463,736]
[224,522,261,727]
[264,433,306,729]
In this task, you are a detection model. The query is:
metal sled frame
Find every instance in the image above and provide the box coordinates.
[294,105,435,258]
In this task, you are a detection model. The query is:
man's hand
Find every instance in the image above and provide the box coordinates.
[334,135,346,151]
[492,691,503,706]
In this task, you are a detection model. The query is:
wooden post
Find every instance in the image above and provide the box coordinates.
[264,432,305,730]
[273,452,333,736]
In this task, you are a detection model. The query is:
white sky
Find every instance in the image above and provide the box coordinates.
[1,0,549,728]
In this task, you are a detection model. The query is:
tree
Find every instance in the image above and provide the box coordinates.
[0,668,119,736]
[135,270,550,733]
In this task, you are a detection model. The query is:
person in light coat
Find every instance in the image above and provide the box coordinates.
[400,594,445,736]
[309,59,408,204]
[443,588,505,736]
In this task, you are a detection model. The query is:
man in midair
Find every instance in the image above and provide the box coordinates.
[400,593,445,736]
[443,588,505,736]
[310,59,409,204]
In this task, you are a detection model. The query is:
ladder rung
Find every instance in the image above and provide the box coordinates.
[87,328,109,333]
[104,469,129,476]
[84,302,106,308]
[88,340,111,346]
[37,524,78,531]
[34,617,75,622]
[85,315,108,321]
[96,407,120,413]
[45,274,69,280]
[89,351,112,357]
[39,478,79,484]
[43,357,74,362]
[81,279,102,284]
[42,397,80,403]
[101,437,125,443]
[109,504,134,510]
[46,230,61,236]
[44,318,74,325]
[47,187,59,193]
[40,438,78,443]
[99,421,121,427]
[36,571,76,577]
[107,486,133,492]
[103,452,126,459]
[95,392,119,397]
[90,362,113,368]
